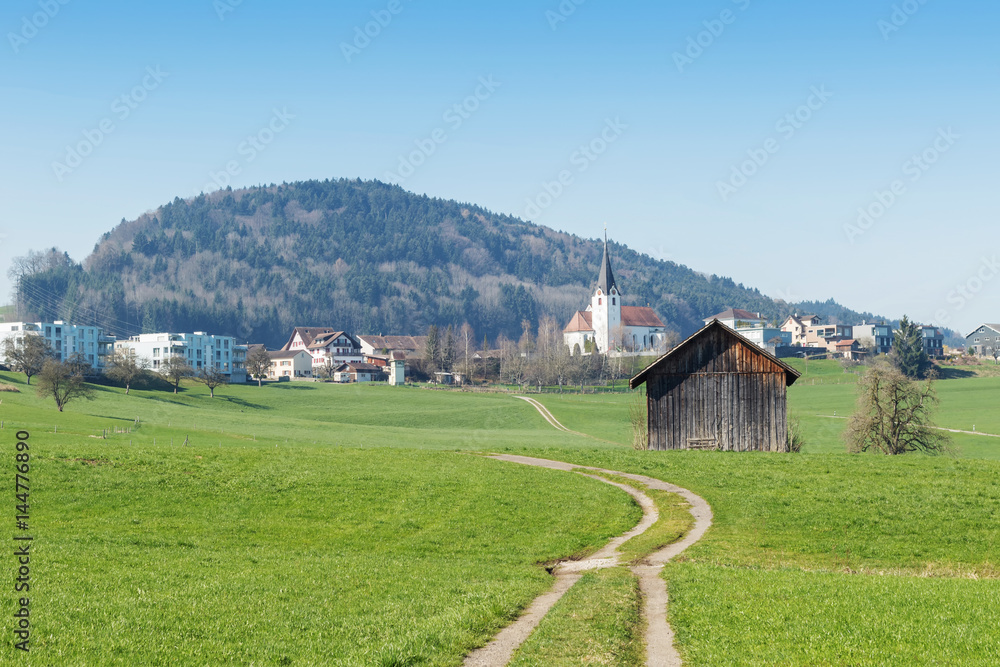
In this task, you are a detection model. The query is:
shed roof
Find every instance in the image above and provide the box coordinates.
[630,320,801,389]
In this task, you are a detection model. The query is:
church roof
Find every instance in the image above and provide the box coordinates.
[622,307,665,328]
[563,311,594,333]
[596,238,617,294]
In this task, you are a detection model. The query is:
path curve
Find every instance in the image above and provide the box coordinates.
[464,454,713,667]
[514,396,580,435]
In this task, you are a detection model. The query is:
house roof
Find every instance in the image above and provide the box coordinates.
[622,306,665,328]
[705,308,765,322]
[966,324,1000,338]
[630,320,801,389]
[334,362,381,372]
[563,311,594,333]
[282,327,341,351]
[835,339,857,347]
[269,350,309,361]
[356,335,428,352]
[307,331,359,350]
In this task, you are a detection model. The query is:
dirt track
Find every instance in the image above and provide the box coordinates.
[463,397,713,666]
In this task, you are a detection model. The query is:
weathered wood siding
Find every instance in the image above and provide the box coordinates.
[644,325,791,452]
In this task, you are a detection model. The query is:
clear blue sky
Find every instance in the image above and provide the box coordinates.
[1,0,997,334]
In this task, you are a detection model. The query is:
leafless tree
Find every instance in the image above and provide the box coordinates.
[844,358,950,455]
[460,322,475,380]
[36,359,93,412]
[105,348,150,394]
[160,355,194,394]
[2,333,52,385]
[196,367,228,398]
[246,347,272,387]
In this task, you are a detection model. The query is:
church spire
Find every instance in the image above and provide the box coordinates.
[597,229,617,294]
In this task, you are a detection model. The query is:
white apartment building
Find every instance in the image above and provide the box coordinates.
[116,332,242,380]
[0,321,114,372]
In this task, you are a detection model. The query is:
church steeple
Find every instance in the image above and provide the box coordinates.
[596,230,617,295]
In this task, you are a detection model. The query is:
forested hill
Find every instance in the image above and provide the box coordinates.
[16,179,882,348]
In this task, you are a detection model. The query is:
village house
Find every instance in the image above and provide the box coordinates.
[282,328,363,372]
[804,324,853,351]
[921,325,944,358]
[267,350,313,380]
[333,361,382,383]
[780,314,822,346]
[966,324,1000,357]
[852,323,893,355]
[630,320,800,452]
[563,235,669,355]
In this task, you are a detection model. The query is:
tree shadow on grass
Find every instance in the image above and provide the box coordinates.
[935,367,977,379]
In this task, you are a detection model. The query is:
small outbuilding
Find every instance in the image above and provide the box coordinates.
[630,320,801,452]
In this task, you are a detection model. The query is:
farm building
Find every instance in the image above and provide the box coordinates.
[630,320,801,452]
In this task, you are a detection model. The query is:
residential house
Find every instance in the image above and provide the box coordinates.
[704,308,768,331]
[282,328,363,373]
[0,321,114,372]
[966,324,1000,357]
[563,236,669,355]
[333,362,381,383]
[852,323,893,355]
[920,325,944,358]
[780,314,822,346]
[834,339,865,360]
[268,350,313,380]
[805,324,853,351]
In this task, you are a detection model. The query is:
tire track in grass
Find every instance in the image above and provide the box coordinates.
[464,452,712,667]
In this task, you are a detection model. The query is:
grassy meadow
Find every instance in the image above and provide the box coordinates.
[1,359,999,665]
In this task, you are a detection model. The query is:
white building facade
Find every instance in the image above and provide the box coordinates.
[0,321,114,372]
[116,332,240,378]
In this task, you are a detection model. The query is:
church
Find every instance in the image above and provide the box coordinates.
[563,236,669,355]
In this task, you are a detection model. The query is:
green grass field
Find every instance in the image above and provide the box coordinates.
[1,363,999,664]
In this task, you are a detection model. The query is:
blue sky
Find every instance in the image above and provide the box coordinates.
[1,0,997,334]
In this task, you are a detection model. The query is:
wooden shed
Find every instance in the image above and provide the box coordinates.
[629,320,801,452]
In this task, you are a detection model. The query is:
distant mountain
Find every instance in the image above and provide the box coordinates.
[16,178,899,349]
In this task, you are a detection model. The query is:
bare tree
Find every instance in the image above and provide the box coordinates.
[196,366,228,398]
[246,347,272,387]
[160,355,194,394]
[2,333,52,385]
[65,351,92,378]
[460,323,475,380]
[105,348,150,394]
[844,358,950,455]
[36,359,93,412]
